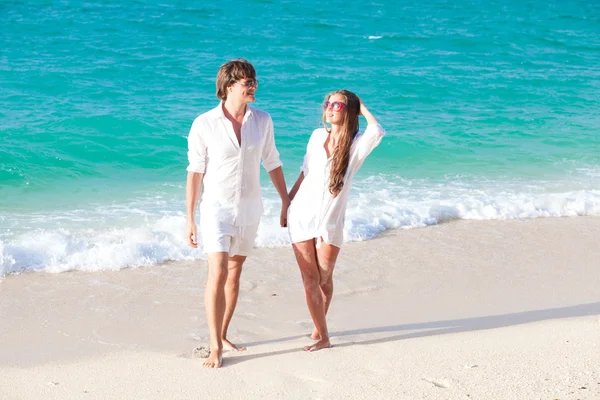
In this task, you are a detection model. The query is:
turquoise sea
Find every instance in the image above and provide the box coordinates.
[1,0,599,275]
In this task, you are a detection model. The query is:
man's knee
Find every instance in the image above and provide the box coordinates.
[227,255,244,274]
[207,253,229,285]
[228,255,246,269]
[208,270,227,287]
[225,271,241,290]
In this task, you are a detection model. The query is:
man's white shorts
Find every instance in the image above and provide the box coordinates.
[200,219,259,257]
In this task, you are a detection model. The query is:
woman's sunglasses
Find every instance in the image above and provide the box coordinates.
[323,101,346,112]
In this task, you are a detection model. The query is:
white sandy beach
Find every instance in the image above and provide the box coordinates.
[1,216,599,400]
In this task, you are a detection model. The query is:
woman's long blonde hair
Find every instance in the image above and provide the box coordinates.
[322,90,360,197]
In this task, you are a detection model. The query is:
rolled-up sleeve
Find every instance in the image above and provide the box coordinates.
[261,117,283,172]
[186,118,207,173]
[355,123,386,164]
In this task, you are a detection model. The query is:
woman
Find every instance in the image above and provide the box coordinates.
[287,90,385,351]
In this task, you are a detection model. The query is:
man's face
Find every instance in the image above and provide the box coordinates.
[228,78,258,104]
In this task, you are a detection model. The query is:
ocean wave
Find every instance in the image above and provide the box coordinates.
[0,216,199,277]
[1,178,599,277]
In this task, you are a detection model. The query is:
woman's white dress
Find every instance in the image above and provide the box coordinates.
[287,123,386,248]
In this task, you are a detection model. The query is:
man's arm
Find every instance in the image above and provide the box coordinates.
[262,117,290,227]
[186,171,204,248]
[268,166,290,227]
[185,117,207,248]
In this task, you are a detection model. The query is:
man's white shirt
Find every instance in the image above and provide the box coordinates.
[187,103,283,226]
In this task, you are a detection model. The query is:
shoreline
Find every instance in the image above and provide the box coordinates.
[1,216,599,399]
[3,213,600,278]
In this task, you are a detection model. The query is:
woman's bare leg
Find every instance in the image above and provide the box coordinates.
[310,241,340,342]
[292,239,331,351]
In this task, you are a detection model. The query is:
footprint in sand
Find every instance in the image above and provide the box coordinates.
[240,280,257,292]
[192,346,210,359]
[177,346,209,359]
[423,378,450,388]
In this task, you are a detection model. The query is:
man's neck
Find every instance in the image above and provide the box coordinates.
[223,99,247,122]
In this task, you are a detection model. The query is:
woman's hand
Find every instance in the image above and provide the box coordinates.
[358,97,378,125]
[359,98,368,116]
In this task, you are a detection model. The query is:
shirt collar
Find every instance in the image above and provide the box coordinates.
[214,102,253,122]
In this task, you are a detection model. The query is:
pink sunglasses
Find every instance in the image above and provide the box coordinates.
[323,101,346,112]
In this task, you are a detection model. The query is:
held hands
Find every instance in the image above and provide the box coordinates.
[187,220,198,248]
[187,201,287,248]
[280,199,290,228]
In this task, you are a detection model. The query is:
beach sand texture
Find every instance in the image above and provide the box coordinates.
[1,217,599,399]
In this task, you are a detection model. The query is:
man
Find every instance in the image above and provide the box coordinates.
[186,59,289,368]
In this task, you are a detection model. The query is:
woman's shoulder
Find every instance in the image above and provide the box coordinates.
[310,127,328,140]
[305,127,327,144]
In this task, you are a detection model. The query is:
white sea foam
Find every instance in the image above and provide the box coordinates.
[0,215,202,277]
[1,176,600,277]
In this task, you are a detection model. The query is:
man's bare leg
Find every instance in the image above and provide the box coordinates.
[292,239,331,352]
[203,252,229,368]
[221,254,247,352]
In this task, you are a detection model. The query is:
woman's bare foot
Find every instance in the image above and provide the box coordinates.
[202,349,223,368]
[304,338,331,352]
[222,338,247,352]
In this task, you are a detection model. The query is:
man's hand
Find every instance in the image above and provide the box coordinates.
[280,200,290,228]
[187,220,198,248]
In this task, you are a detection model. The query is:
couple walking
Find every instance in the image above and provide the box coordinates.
[185,59,385,368]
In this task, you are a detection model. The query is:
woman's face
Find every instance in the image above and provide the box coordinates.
[324,93,347,125]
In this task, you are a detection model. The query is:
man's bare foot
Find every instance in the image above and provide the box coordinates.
[304,338,331,352]
[202,349,223,368]
[310,328,320,340]
[222,338,247,352]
